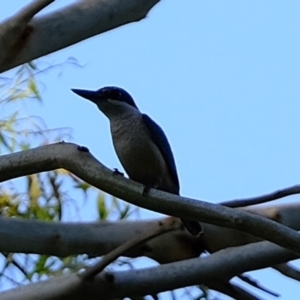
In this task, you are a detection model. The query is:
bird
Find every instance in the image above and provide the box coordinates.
[71,86,202,236]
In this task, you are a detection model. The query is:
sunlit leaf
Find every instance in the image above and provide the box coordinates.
[28,255,50,279]
[119,204,131,219]
[28,174,42,213]
[74,182,91,193]
[28,77,41,101]
[97,193,109,220]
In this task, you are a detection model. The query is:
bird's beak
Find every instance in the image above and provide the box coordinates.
[71,88,102,104]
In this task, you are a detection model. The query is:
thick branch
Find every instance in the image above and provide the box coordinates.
[81,218,180,280]
[1,142,300,255]
[1,204,299,266]
[0,0,160,73]
[0,0,54,67]
[1,203,300,260]
[0,216,202,263]
[1,240,297,300]
[203,203,300,252]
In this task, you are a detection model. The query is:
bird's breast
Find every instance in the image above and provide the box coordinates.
[110,117,176,193]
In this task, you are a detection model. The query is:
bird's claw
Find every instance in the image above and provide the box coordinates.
[142,185,151,196]
[113,168,124,176]
[77,145,89,153]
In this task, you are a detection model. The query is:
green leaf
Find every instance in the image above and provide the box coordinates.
[74,182,91,193]
[28,77,41,101]
[28,255,51,279]
[119,204,131,219]
[97,193,109,220]
[28,174,42,209]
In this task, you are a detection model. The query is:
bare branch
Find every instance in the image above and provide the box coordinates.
[0,0,54,66]
[8,0,54,23]
[237,274,279,297]
[207,281,263,300]
[0,216,203,263]
[1,142,300,255]
[0,0,160,73]
[0,240,297,300]
[203,203,300,253]
[273,263,300,282]
[1,203,300,261]
[221,185,300,208]
[81,218,180,280]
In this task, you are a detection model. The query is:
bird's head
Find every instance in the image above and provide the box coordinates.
[71,86,139,119]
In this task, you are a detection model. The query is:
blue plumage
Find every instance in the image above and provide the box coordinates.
[72,85,201,236]
[142,114,180,194]
[97,87,138,108]
[71,86,138,109]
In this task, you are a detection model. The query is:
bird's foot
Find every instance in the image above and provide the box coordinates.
[77,145,89,153]
[113,168,124,176]
[181,219,203,236]
[142,185,158,196]
[143,185,151,196]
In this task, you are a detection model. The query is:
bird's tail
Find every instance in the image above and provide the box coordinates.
[181,219,202,236]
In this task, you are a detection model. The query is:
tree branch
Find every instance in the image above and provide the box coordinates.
[0,203,299,260]
[237,274,279,297]
[273,263,300,282]
[203,203,300,252]
[9,0,54,22]
[1,142,300,255]
[0,216,203,263]
[0,215,287,299]
[81,218,180,280]
[0,239,297,300]
[0,0,54,67]
[0,0,160,73]
[207,281,263,300]
[221,185,300,208]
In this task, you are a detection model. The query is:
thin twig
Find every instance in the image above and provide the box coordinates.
[208,280,263,300]
[80,219,181,281]
[1,253,28,277]
[220,185,300,208]
[238,274,279,297]
[273,263,300,282]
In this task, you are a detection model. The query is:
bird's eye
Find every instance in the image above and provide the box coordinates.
[111,90,122,100]
[112,90,122,99]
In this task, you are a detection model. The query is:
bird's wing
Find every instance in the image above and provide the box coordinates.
[142,114,180,193]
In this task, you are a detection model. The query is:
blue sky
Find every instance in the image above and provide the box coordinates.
[2,1,300,299]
